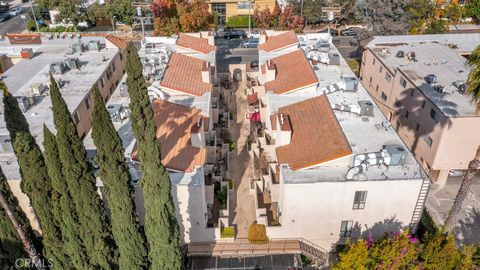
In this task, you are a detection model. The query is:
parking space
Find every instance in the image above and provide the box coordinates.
[216,37,259,73]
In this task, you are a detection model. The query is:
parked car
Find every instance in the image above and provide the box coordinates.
[250,60,259,69]
[9,7,22,16]
[341,27,360,36]
[0,12,10,22]
[248,30,260,39]
[243,38,259,48]
[449,170,465,177]
[318,28,338,36]
[225,30,247,39]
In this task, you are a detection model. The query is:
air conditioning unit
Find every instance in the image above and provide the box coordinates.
[107,104,129,122]
[49,62,67,74]
[433,85,445,93]
[453,80,467,94]
[396,50,405,58]
[328,52,340,65]
[15,96,29,112]
[88,40,101,51]
[425,74,437,84]
[358,100,374,117]
[343,77,358,92]
[65,57,80,69]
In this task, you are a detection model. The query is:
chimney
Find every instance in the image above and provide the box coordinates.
[191,116,206,148]
[259,30,267,44]
[201,62,211,84]
[265,60,276,82]
[275,114,292,146]
[207,31,215,46]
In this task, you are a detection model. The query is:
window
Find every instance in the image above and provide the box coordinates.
[353,191,367,210]
[73,111,81,124]
[373,58,376,65]
[380,66,383,73]
[111,61,116,72]
[385,73,392,83]
[405,111,409,119]
[381,92,387,101]
[99,77,105,88]
[369,76,372,83]
[415,123,420,132]
[400,77,407,88]
[376,85,379,92]
[119,53,123,61]
[340,220,353,237]
[421,100,426,108]
[430,109,437,122]
[237,1,252,9]
[85,94,91,109]
[424,135,433,147]
[410,89,414,97]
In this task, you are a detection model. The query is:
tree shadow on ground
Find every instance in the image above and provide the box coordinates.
[455,206,480,246]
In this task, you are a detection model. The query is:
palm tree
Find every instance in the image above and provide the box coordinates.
[444,45,480,232]
[0,191,44,270]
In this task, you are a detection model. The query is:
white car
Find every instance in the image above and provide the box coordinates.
[248,30,260,39]
[9,7,22,16]
[449,170,464,177]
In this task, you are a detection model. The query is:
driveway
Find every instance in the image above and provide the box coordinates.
[426,174,480,245]
[216,37,258,73]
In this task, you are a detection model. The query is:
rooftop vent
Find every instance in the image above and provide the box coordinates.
[396,50,405,58]
[70,42,85,53]
[408,52,417,62]
[65,57,80,70]
[433,85,445,93]
[107,104,128,122]
[15,96,29,112]
[358,100,374,117]
[88,40,101,51]
[49,62,67,74]
[426,74,437,84]
[453,80,467,94]
[30,83,45,95]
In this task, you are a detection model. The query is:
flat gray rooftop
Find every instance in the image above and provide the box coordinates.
[370,35,480,117]
[262,35,425,183]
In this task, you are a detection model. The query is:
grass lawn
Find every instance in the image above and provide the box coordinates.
[346,58,361,77]
[221,226,235,238]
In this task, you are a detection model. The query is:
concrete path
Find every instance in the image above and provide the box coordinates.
[227,81,256,238]
[426,175,480,245]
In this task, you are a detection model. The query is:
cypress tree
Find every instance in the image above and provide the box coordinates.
[43,126,90,269]
[0,166,33,267]
[48,75,116,269]
[125,42,183,269]
[91,87,148,269]
[2,83,68,269]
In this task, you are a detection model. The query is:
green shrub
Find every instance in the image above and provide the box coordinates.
[26,20,37,32]
[221,226,235,238]
[227,179,233,189]
[226,15,253,28]
[416,208,437,240]
[39,25,78,33]
[228,141,236,151]
[216,186,227,209]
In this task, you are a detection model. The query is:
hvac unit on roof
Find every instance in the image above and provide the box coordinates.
[407,52,417,62]
[30,83,45,95]
[15,96,29,112]
[49,62,68,74]
[107,104,129,122]
[425,74,437,84]
[0,135,13,154]
[65,57,80,70]
[328,53,340,65]
[433,85,445,93]
[358,100,374,117]
[396,50,405,58]
[88,40,101,51]
[343,77,358,92]
[71,42,85,53]
[453,80,467,94]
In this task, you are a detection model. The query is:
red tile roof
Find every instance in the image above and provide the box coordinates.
[264,50,318,94]
[151,99,207,172]
[160,53,212,96]
[176,33,216,54]
[106,35,128,49]
[275,96,352,170]
[247,92,259,105]
[258,31,298,52]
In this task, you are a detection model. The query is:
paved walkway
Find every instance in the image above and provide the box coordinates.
[426,175,480,245]
[227,81,256,238]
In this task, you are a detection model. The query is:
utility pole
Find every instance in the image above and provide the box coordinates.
[28,0,39,31]
[248,0,251,34]
[132,2,150,37]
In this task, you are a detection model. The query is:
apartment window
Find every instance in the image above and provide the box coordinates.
[373,58,376,65]
[376,85,379,92]
[353,191,367,210]
[424,135,433,147]
[99,77,105,88]
[394,98,401,107]
[119,53,123,61]
[415,123,420,132]
[421,100,426,108]
[111,61,116,72]
[380,66,383,73]
[369,76,372,83]
[73,111,81,124]
[385,73,392,83]
[430,109,438,122]
[381,92,387,101]
[405,110,409,119]
[85,94,91,109]
[340,220,354,237]
[400,77,407,88]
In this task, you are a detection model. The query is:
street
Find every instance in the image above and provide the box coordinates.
[0,0,28,36]
[332,36,362,59]
[215,37,258,73]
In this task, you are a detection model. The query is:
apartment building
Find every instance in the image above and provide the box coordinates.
[360,34,480,186]
[206,0,275,23]
[246,32,429,250]
[0,33,127,231]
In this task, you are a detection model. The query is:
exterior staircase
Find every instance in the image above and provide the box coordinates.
[409,176,431,232]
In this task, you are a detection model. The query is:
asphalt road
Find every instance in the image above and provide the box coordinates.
[215,37,258,73]
[0,12,27,36]
[333,36,363,59]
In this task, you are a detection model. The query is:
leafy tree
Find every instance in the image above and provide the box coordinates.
[420,231,459,269]
[332,240,369,270]
[43,126,89,270]
[253,6,277,29]
[445,45,480,232]
[2,84,68,269]
[55,0,89,25]
[407,0,447,34]
[289,0,325,25]
[108,0,136,25]
[277,4,304,32]
[177,0,213,32]
[443,3,463,23]
[91,88,148,269]
[49,75,116,269]
[0,166,37,268]
[465,0,480,23]
[333,0,358,24]
[355,0,411,36]
[368,231,419,269]
[125,42,183,269]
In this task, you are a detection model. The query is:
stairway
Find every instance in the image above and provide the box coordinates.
[298,238,329,265]
[409,176,431,232]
